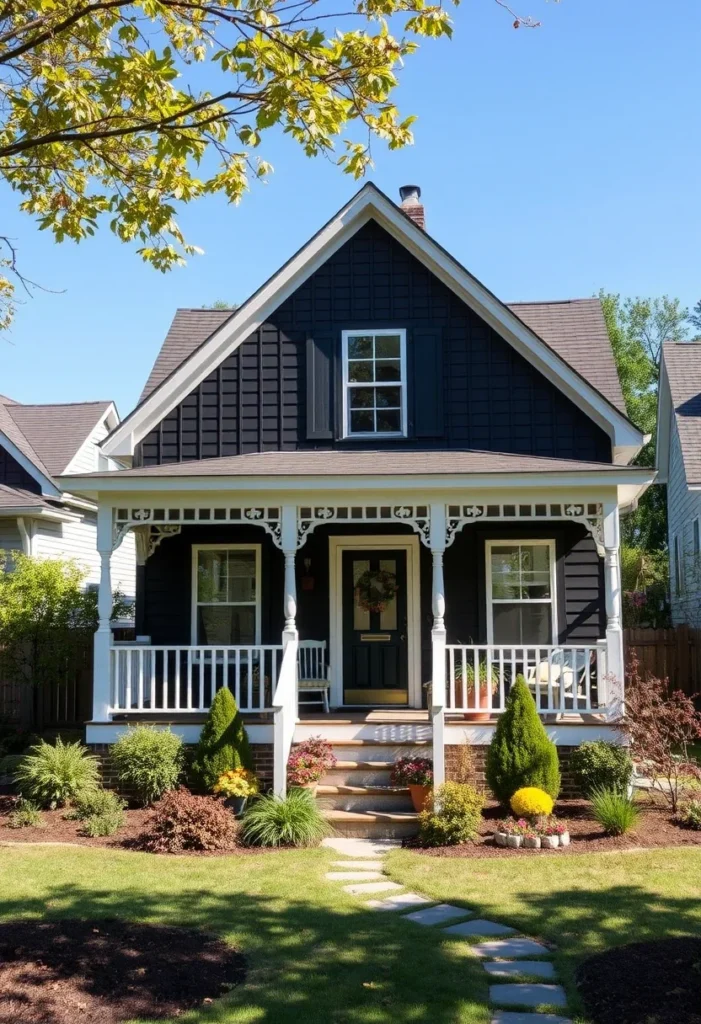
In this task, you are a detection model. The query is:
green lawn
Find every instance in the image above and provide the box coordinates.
[0,845,488,1024]
[387,846,701,1021]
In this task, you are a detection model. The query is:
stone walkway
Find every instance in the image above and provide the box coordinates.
[322,837,572,1024]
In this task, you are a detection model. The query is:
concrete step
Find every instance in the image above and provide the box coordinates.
[316,784,413,812]
[324,760,395,786]
[324,808,419,839]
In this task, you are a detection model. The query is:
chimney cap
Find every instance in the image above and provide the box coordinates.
[399,184,421,203]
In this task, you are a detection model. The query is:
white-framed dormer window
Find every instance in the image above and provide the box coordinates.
[342,329,407,438]
[191,544,261,645]
[486,540,557,645]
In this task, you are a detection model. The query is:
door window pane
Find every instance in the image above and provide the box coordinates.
[379,559,397,630]
[353,559,370,630]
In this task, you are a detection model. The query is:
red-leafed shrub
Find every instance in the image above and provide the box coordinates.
[139,788,238,853]
[287,737,336,786]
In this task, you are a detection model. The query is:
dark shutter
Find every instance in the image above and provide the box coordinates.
[411,328,444,437]
[306,332,333,439]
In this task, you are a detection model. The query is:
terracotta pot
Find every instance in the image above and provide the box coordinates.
[463,679,495,721]
[292,782,319,797]
[408,783,432,812]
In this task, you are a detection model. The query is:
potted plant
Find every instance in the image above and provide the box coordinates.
[454,661,499,721]
[287,737,337,796]
[523,828,541,850]
[213,768,259,815]
[493,817,527,848]
[390,756,433,811]
[541,819,560,849]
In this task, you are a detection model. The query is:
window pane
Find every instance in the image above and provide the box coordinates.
[198,605,256,645]
[348,335,373,359]
[197,552,228,602]
[350,387,374,409]
[376,409,401,432]
[375,360,401,381]
[493,604,551,645]
[379,559,397,630]
[375,386,401,408]
[353,559,370,630]
[521,571,551,600]
[348,360,372,383]
[375,335,400,358]
[491,546,520,599]
[522,545,551,573]
[350,409,374,433]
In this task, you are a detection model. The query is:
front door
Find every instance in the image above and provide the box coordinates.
[342,549,408,706]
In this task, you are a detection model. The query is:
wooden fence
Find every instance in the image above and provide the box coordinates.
[0,641,93,731]
[624,626,701,698]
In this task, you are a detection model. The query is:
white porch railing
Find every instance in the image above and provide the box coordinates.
[445,643,608,715]
[110,644,284,713]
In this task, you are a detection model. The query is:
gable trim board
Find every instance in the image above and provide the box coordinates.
[99,184,644,464]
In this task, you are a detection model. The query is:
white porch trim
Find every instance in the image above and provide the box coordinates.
[328,534,422,709]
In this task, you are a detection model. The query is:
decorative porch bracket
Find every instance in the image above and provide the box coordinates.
[445,501,605,555]
[112,505,284,553]
[296,504,431,549]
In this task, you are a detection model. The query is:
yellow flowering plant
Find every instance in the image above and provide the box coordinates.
[510,787,554,819]
[213,769,259,799]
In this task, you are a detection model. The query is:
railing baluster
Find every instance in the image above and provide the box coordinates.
[223,649,229,694]
[498,649,504,711]
[137,648,144,710]
[584,648,592,710]
[486,646,492,714]
[235,648,241,706]
[547,648,553,712]
[174,648,181,710]
[125,648,132,712]
[187,650,193,710]
[247,648,253,710]
[472,648,478,712]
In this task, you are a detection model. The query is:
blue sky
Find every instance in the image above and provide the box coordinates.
[2,0,699,416]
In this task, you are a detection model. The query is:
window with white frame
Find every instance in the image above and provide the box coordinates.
[192,545,260,645]
[674,534,685,596]
[342,329,407,437]
[486,540,557,645]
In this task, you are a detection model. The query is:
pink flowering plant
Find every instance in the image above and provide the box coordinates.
[390,756,433,786]
[496,817,530,836]
[497,815,568,838]
[287,736,336,787]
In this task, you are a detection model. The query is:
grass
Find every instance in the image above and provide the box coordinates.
[0,844,489,1024]
[386,846,701,1021]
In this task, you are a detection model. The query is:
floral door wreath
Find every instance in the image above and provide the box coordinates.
[355,568,399,613]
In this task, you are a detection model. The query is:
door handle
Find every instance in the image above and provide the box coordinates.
[400,634,406,641]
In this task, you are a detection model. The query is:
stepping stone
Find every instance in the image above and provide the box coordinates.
[405,904,471,927]
[322,837,399,858]
[445,919,516,938]
[343,880,403,895]
[366,892,432,911]
[483,961,556,980]
[471,938,552,959]
[490,983,567,1008]
[330,860,385,870]
[491,1014,571,1024]
[326,871,384,881]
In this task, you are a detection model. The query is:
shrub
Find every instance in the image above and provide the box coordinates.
[191,688,252,791]
[569,740,633,797]
[590,786,640,836]
[212,769,259,798]
[111,726,183,806]
[675,800,701,830]
[139,788,238,852]
[240,788,328,847]
[418,782,484,847]
[13,738,100,808]
[510,787,554,818]
[80,807,126,837]
[287,737,336,787]
[67,788,127,820]
[390,756,433,786]
[486,677,561,804]
[7,798,43,829]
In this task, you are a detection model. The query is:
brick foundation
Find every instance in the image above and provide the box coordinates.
[445,744,582,799]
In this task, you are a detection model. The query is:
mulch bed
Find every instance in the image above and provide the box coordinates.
[576,937,701,1024]
[0,918,246,1024]
[407,799,701,857]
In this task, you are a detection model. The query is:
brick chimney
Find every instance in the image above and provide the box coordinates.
[399,184,425,230]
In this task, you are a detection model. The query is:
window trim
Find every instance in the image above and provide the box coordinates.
[190,543,262,646]
[485,538,558,645]
[693,517,701,561]
[341,328,408,439]
[674,534,685,596]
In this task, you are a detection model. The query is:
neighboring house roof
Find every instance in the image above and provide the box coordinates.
[0,483,58,513]
[4,400,112,476]
[659,342,701,486]
[101,183,642,463]
[64,449,649,479]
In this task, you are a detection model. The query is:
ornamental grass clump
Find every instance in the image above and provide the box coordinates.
[486,676,560,804]
[418,782,484,847]
[287,737,336,787]
[13,738,100,809]
[590,786,640,836]
[7,798,43,829]
[510,786,554,819]
[191,688,253,791]
[111,726,184,806]
[241,788,328,847]
[140,788,238,853]
[569,740,633,797]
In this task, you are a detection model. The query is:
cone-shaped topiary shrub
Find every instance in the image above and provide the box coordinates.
[486,676,561,804]
[191,687,253,791]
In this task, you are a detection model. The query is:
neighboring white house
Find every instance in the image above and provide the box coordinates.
[0,394,135,598]
[658,342,701,626]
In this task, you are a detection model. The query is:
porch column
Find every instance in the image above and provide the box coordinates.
[93,503,113,722]
[429,503,447,788]
[280,504,298,644]
[603,500,624,718]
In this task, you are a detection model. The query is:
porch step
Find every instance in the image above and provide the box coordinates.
[316,784,413,813]
[323,808,419,839]
[330,738,431,746]
[329,740,432,762]
[324,760,395,786]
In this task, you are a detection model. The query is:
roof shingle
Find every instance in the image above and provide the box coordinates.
[5,401,111,476]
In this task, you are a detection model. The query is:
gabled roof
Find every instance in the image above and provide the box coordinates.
[0,483,61,514]
[101,183,643,464]
[0,395,114,495]
[658,342,701,486]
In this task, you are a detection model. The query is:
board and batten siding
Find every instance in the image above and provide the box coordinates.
[135,220,612,466]
[667,418,701,626]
